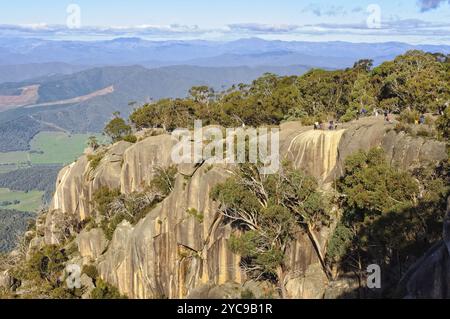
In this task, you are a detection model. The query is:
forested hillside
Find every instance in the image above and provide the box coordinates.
[0,116,58,152]
[0,63,87,84]
[0,209,34,253]
[0,65,310,151]
[0,166,61,204]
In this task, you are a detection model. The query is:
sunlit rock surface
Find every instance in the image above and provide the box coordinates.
[40,118,447,298]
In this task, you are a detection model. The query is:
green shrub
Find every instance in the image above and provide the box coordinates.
[93,187,121,216]
[16,245,68,282]
[394,122,413,134]
[416,128,432,138]
[92,187,123,239]
[340,108,358,123]
[87,151,106,170]
[326,223,354,263]
[65,240,78,257]
[332,148,448,296]
[82,265,99,280]
[398,109,420,124]
[104,115,132,143]
[93,187,162,240]
[122,134,137,144]
[436,107,450,139]
[241,289,255,299]
[299,116,316,126]
[90,278,126,299]
[49,286,81,299]
[101,214,129,241]
[338,148,419,215]
[7,244,79,299]
[186,208,204,223]
[150,165,178,196]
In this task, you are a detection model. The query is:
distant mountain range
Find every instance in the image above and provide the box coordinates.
[1,37,449,71]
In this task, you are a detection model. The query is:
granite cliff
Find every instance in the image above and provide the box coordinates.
[16,117,449,298]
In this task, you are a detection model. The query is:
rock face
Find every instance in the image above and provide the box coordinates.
[77,228,108,261]
[397,197,450,299]
[280,123,346,182]
[40,118,447,299]
[335,118,446,175]
[46,141,132,244]
[97,164,243,299]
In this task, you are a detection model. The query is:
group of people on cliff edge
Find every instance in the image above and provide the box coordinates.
[314,120,338,131]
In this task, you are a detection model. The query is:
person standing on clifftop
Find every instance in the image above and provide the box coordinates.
[328,121,334,130]
[419,114,426,125]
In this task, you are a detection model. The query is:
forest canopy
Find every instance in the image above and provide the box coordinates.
[129,51,450,131]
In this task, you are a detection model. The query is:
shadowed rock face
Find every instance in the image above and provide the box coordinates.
[40,118,447,299]
[398,197,450,299]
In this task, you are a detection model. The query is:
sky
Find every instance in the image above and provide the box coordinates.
[0,0,449,44]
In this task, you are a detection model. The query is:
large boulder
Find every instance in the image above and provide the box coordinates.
[285,263,329,299]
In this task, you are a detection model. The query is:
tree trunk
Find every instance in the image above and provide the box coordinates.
[276,266,289,299]
[306,223,332,280]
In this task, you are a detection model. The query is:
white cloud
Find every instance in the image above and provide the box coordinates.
[417,0,450,12]
[227,23,299,33]
[0,20,449,44]
[301,4,362,17]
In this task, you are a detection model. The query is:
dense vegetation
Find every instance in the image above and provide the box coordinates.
[0,242,125,299]
[212,162,329,298]
[0,116,55,152]
[209,147,448,298]
[0,166,61,203]
[0,64,307,150]
[129,51,449,133]
[0,209,34,253]
[91,165,177,240]
[327,148,449,297]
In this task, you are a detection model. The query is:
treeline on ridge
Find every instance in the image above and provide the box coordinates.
[128,51,449,135]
